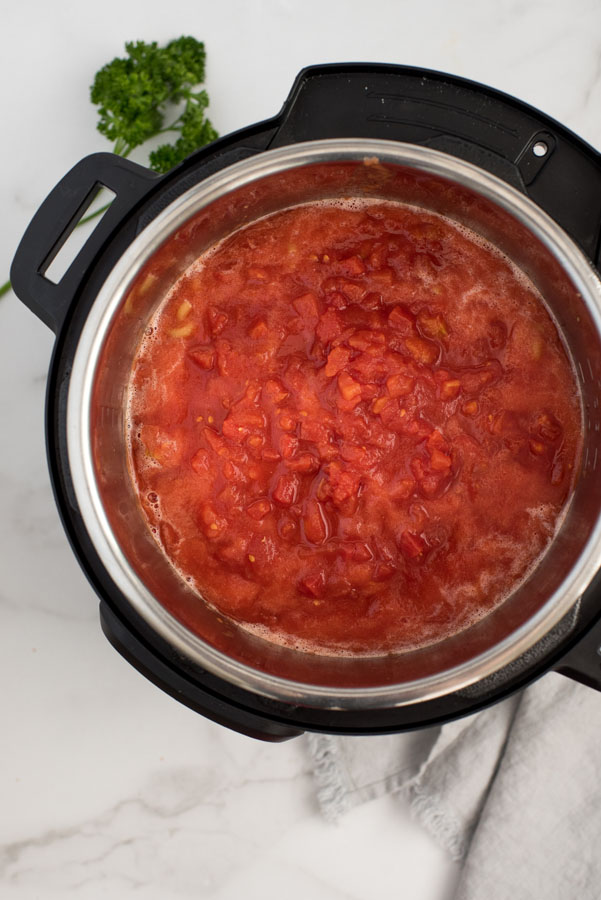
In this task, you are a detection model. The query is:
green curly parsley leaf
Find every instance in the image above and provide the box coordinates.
[90,36,218,168]
[1,37,219,301]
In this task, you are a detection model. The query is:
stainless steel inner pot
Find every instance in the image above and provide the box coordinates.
[66,139,601,710]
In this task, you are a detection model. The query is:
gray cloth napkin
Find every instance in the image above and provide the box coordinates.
[307,673,601,899]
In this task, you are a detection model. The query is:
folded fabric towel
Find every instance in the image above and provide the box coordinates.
[308,673,601,899]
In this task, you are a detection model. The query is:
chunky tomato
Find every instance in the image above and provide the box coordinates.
[128,201,582,654]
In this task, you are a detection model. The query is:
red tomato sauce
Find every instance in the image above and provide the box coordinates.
[128,201,582,654]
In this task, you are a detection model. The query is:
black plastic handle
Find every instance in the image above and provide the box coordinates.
[10,153,158,334]
[99,600,304,742]
[554,569,601,692]
[271,64,601,266]
[554,615,601,692]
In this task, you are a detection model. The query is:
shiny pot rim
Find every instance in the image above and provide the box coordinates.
[66,138,601,710]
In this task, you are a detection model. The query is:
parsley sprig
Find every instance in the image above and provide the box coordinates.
[1,36,217,299]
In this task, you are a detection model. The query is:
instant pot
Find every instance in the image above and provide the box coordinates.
[11,64,601,741]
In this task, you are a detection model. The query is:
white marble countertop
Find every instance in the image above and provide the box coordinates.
[1,1,600,897]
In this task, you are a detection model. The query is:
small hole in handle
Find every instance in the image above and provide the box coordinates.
[532,141,548,158]
[42,186,116,285]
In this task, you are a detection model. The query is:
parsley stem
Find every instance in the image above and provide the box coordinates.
[0,279,11,298]
[77,202,112,226]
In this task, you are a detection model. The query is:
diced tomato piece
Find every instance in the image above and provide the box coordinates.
[410,456,450,500]
[208,307,228,336]
[300,419,331,443]
[338,372,362,403]
[191,449,210,474]
[280,434,299,458]
[417,311,449,340]
[369,267,394,284]
[346,563,373,586]
[278,516,297,541]
[440,379,461,400]
[487,319,507,350]
[529,439,546,456]
[374,562,397,581]
[288,453,319,473]
[378,399,408,432]
[303,500,328,544]
[188,346,215,370]
[429,448,453,471]
[367,245,388,269]
[386,373,414,398]
[426,429,448,452]
[248,317,268,339]
[338,255,366,277]
[223,459,246,481]
[246,499,271,520]
[323,277,365,303]
[142,426,184,466]
[293,292,319,319]
[215,340,233,376]
[389,478,415,501]
[324,462,360,508]
[404,417,434,440]
[325,345,351,378]
[262,379,288,405]
[422,473,450,499]
[460,360,502,395]
[328,291,349,310]
[339,541,373,562]
[388,305,415,334]
[348,330,385,350]
[410,457,428,482]
[247,434,264,450]
[372,396,390,414]
[404,336,439,365]
[279,412,296,432]
[204,427,226,455]
[399,530,426,559]
[220,417,244,443]
[298,571,326,598]
[287,316,305,335]
[217,535,250,565]
[199,502,227,539]
[169,321,196,339]
[339,443,366,465]
[316,308,344,344]
[222,406,265,442]
[326,576,352,598]
[533,412,562,443]
[272,473,300,506]
[350,350,390,383]
[218,482,244,510]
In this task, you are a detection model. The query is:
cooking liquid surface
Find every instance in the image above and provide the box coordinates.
[128,201,582,654]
